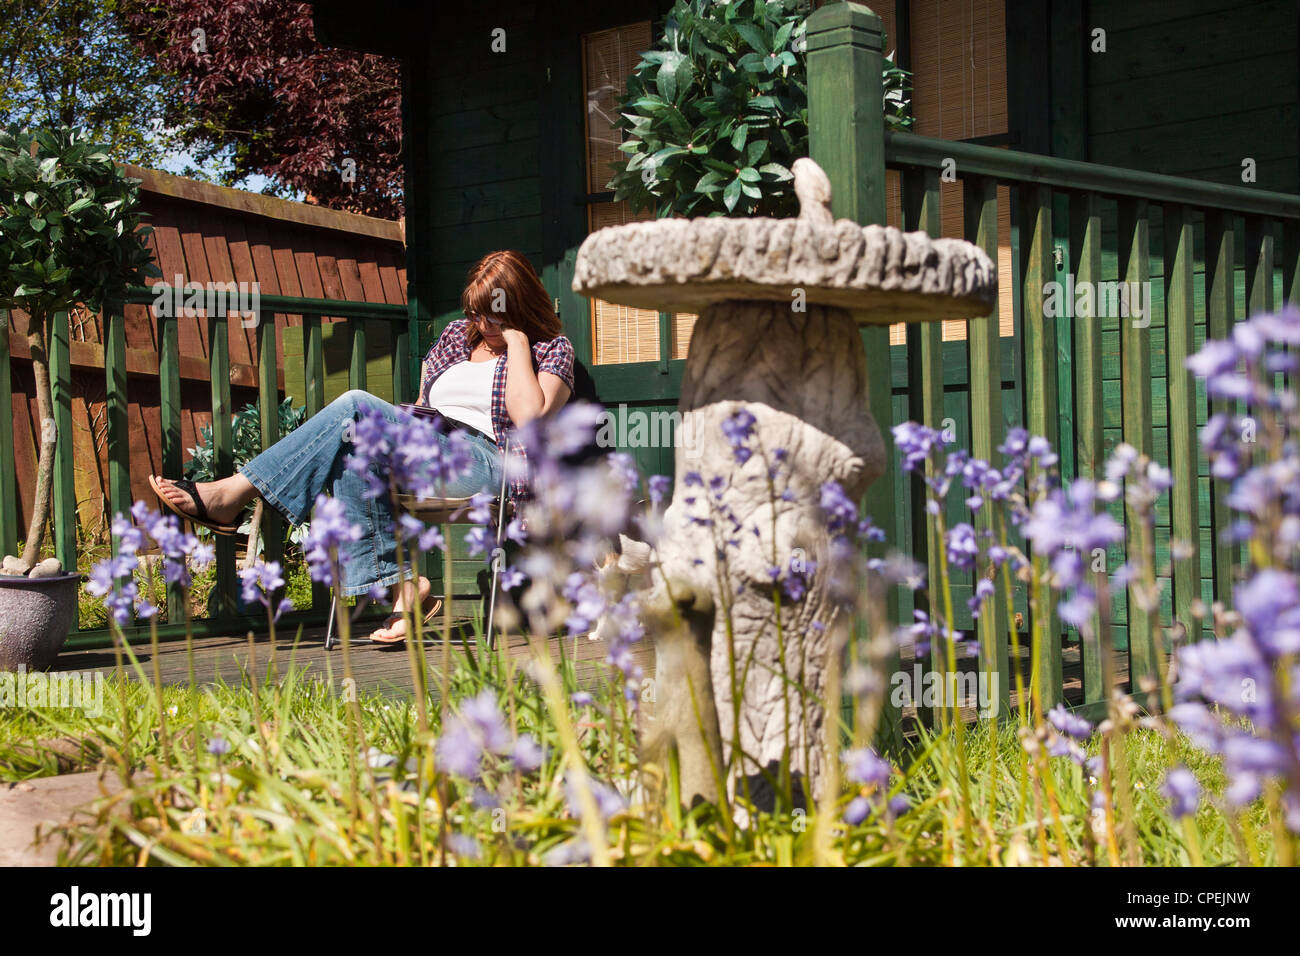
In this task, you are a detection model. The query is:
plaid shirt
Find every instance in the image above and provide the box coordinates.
[418,318,575,503]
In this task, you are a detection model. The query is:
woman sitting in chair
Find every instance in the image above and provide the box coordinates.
[150,250,574,643]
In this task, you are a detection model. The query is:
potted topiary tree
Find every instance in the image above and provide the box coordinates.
[0,126,159,669]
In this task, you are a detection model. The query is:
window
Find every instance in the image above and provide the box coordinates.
[582,22,695,365]
[879,0,1015,345]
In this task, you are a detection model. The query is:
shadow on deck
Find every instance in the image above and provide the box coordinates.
[52,621,649,699]
[51,625,1125,729]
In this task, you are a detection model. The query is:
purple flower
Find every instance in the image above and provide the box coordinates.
[238,560,285,612]
[437,691,511,780]
[820,480,858,535]
[1161,766,1200,819]
[843,796,872,825]
[562,571,606,636]
[945,522,980,572]
[304,494,362,586]
[397,513,446,553]
[447,833,482,860]
[647,474,671,506]
[1047,703,1093,741]
[842,747,892,787]
[967,578,994,618]
[1234,569,1300,658]
[721,408,757,464]
[510,734,543,773]
[892,421,946,473]
[564,774,625,821]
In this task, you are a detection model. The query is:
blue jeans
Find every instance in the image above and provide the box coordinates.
[240,389,502,597]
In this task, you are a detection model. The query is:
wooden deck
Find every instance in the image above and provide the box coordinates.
[53,621,648,698]
[51,625,1126,727]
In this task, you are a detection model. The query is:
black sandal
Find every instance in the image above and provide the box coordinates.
[149,475,240,536]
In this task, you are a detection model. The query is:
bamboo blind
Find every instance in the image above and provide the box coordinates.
[890,0,1014,346]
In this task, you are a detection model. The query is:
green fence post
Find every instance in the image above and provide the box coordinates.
[0,310,15,558]
[807,1,902,748]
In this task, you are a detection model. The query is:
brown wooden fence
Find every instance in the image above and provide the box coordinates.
[1,166,406,549]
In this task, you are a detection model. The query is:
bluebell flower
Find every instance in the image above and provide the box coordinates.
[1161,766,1200,819]
[841,747,892,787]
[843,796,871,825]
[304,494,362,587]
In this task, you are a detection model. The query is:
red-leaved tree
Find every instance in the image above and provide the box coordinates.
[122,0,403,218]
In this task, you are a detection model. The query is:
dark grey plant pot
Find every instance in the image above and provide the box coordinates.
[0,573,81,671]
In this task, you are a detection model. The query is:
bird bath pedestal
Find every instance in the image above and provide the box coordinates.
[573,159,996,806]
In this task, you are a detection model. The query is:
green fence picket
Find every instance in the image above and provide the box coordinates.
[903,166,945,728]
[159,308,184,623]
[1118,197,1158,692]
[1245,217,1276,318]
[1162,204,1201,645]
[1204,211,1236,611]
[964,176,1010,720]
[257,311,284,573]
[1070,191,1106,703]
[1019,183,1063,710]
[349,318,367,392]
[208,312,236,617]
[105,306,131,566]
[304,313,330,614]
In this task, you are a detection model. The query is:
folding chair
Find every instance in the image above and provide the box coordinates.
[323,462,512,652]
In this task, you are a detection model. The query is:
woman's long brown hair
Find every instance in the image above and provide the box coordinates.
[460,250,563,348]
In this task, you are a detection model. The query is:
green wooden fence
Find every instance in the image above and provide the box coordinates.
[0,291,417,650]
[808,2,1300,723]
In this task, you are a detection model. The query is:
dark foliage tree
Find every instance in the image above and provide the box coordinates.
[122,0,403,217]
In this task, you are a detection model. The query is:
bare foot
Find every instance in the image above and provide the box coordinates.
[153,474,256,526]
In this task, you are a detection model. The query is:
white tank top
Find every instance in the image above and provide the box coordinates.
[425,358,498,439]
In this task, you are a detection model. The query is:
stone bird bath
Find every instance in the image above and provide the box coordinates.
[574,158,996,806]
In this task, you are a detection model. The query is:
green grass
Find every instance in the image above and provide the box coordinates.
[0,634,1279,867]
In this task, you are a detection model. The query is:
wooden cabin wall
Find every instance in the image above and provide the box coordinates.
[1076,0,1299,641]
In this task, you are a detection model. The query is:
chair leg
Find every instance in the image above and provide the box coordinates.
[324,593,337,650]
[486,558,502,652]
[486,464,511,652]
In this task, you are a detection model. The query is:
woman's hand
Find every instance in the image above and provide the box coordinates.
[502,329,571,427]
[501,326,531,351]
